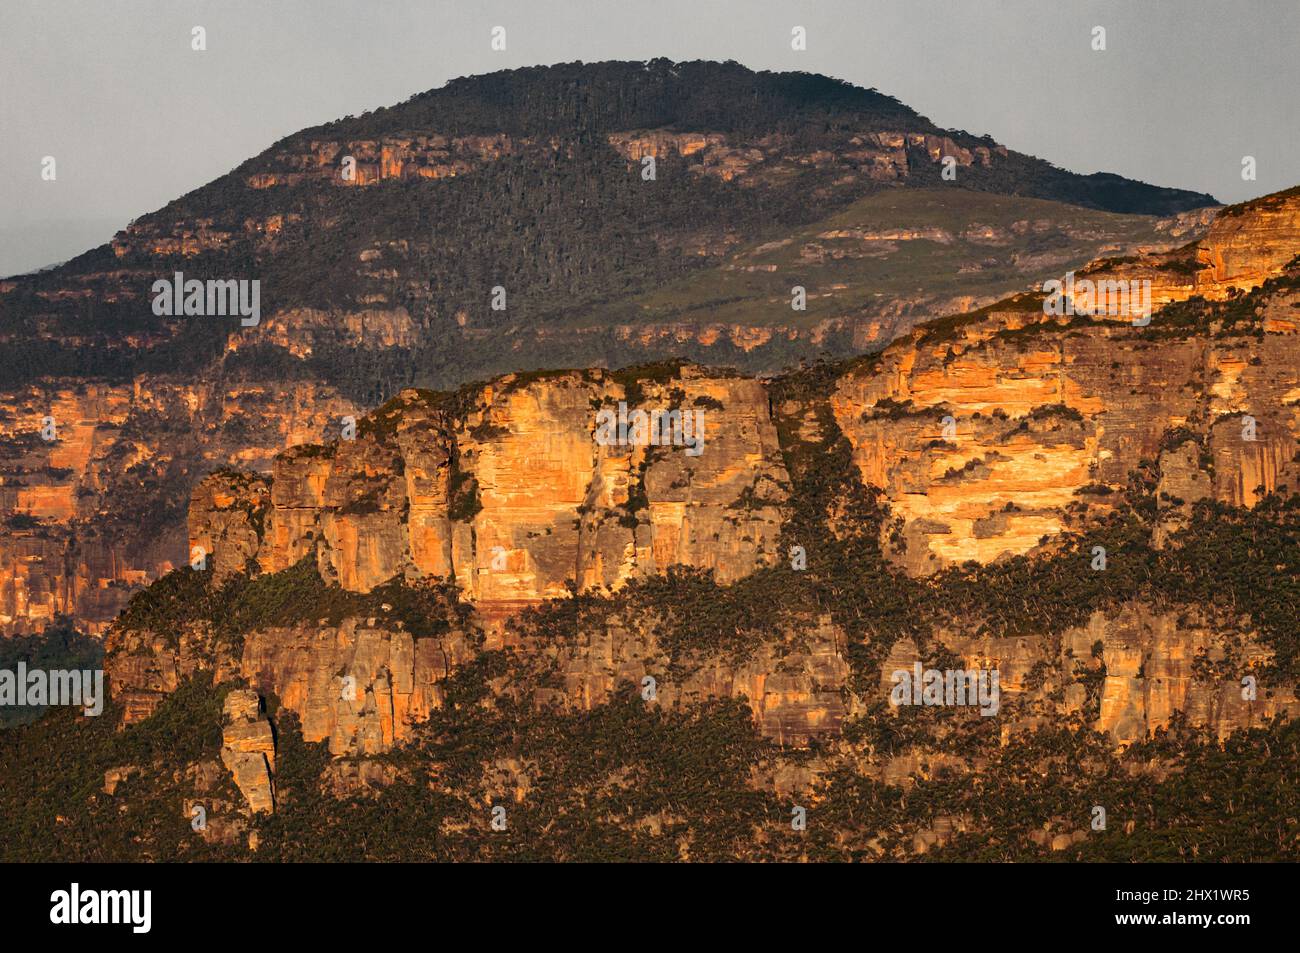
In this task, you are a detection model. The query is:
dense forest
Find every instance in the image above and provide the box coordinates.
[3,635,1295,862]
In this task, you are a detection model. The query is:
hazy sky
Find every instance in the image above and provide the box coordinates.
[2,0,1297,276]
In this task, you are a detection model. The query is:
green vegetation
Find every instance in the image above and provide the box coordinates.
[110,556,472,655]
[805,713,1300,862]
[588,189,1181,338]
[447,466,483,523]
[5,652,1296,861]
[0,674,239,861]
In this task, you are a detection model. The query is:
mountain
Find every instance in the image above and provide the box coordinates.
[2,60,1216,395]
[0,61,1222,637]
[2,61,1217,395]
[3,185,1297,862]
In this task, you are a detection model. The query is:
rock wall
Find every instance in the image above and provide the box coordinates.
[831,190,1300,574]
[220,689,275,814]
[547,613,851,747]
[109,606,849,761]
[606,128,1002,185]
[0,378,359,633]
[241,620,476,757]
[192,366,790,619]
[879,603,1297,743]
[834,324,1300,573]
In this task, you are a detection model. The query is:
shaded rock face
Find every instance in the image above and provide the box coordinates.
[184,758,250,849]
[830,193,1300,574]
[1154,440,1213,547]
[241,620,475,756]
[224,307,421,359]
[0,379,359,633]
[878,603,1297,744]
[111,611,849,753]
[546,613,851,747]
[189,471,271,581]
[104,613,478,749]
[192,367,790,620]
[107,622,240,725]
[605,128,1004,187]
[237,134,526,191]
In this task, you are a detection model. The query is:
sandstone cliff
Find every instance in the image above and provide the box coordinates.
[879,602,1296,745]
[191,365,789,618]
[831,188,1300,574]
[220,688,275,814]
[0,378,360,634]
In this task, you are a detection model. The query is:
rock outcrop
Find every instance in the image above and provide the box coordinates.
[192,365,790,619]
[548,613,851,747]
[0,379,359,634]
[831,188,1300,574]
[879,603,1297,744]
[242,620,475,756]
[108,621,239,725]
[220,689,275,814]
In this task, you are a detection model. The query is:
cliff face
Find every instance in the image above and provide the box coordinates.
[240,134,524,191]
[108,364,836,770]
[0,379,359,633]
[240,620,475,757]
[881,602,1296,744]
[605,128,1003,186]
[192,365,789,619]
[109,607,849,751]
[1198,188,1300,287]
[547,611,851,747]
[1070,185,1300,313]
[831,189,1300,574]
[0,62,1225,637]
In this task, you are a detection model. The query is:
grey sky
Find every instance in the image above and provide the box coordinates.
[2,0,1296,276]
